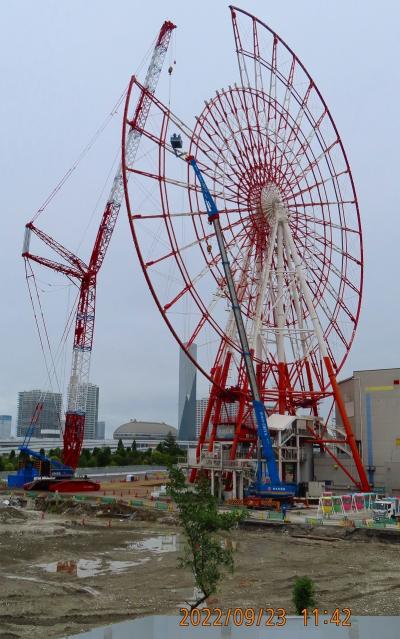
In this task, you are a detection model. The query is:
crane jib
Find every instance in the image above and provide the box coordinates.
[189,156,282,487]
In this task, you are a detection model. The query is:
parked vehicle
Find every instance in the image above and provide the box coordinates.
[372,497,400,521]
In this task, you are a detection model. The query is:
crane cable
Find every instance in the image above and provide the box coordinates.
[30,92,126,224]
[24,258,79,437]
[30,31,159,224]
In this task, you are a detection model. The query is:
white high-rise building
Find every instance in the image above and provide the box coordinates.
[0,415,12,439]
[84,384,99,440]
[95,420,105,439]
[195,397,209,439]
[17,391,62,438]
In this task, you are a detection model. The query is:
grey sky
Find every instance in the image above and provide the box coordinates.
[1,1,399,437]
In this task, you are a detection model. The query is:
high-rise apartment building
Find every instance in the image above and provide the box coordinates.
[84,384,99,439]
[17,390,62,438]
[178,344,197,441]
[0,415,12,439]
[95,420,105,439]
[195,397,209,439]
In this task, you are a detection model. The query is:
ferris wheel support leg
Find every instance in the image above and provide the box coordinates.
[282,219,370,491]
[207,351,232,452]
[324,356,370,491]
[229,376,249,463]
[276,222,287,414]
[189,364,223,483]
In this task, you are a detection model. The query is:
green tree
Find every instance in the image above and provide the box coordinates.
[9,449,16,460]
[131,439,137,452]
[117,438,125,454]
[292,576,316,615]
[78,448,91,468]
[151,450,170,466]
[97,447,111,467]
[168,467,245,608]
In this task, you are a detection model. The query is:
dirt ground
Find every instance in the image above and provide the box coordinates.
[1,499,400,639]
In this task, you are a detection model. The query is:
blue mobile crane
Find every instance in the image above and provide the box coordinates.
[8,402,73,488]
[171,134,297,500]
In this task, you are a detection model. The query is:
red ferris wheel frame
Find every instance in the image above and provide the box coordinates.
[121,8,367,490]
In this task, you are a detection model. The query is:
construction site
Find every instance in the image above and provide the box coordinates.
[2,474,400,638]
[2,2,400,638]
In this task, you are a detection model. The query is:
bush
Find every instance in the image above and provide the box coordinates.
[292,576,316,614]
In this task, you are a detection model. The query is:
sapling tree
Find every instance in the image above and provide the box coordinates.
[168,466,245,608]
[292,576,316,614]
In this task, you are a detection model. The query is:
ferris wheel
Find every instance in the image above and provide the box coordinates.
[122,7,368,489]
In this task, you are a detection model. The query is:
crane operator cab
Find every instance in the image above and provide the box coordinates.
[170,133,183,152]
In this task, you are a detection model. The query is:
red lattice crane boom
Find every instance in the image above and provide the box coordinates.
[23,20,175,472]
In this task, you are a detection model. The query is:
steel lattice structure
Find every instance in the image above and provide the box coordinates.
[122,8,368,490]
[22,21,175,471]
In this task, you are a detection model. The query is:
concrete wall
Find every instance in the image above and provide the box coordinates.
[336,369,400,493]
[314,452,360,492]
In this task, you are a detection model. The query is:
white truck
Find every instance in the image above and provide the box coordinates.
[150,485,167,499]
[372,497,400,522]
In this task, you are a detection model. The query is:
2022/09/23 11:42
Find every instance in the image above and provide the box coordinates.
[302,609,352,626]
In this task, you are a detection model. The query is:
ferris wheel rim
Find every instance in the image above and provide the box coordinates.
[228,5,364,341]
[122,7,363,391]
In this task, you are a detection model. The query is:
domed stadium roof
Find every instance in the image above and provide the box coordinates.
[113,419,177,440]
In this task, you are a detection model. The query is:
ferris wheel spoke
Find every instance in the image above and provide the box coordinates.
[286,110,328,176]
[294,235,357,328]
[268,35,279,173]
[299,238,360,297]
[212,91,260,175]
[288,211,359,235]
[162,225,251,313]
[285,138,340,191]
[304,227,359,266]
[289,200,355,209]
[287,168,350,200]
[134,206,249,220]
[199,99,253,180]
[277,55,296,142]
[233,87,270,172]
[252,20,266,94]
[275,81,313,177]
[186,293,224,349]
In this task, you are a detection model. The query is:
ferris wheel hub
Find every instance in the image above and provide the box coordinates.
[261,184,288,225]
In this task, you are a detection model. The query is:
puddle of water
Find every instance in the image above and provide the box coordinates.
[36,557,149,578]
[127,534,238,554]
[108,558,149,573]
[127,535,181,553]
[38,559,102,577]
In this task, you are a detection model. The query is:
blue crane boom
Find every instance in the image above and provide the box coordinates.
[169,133,297,497]
[188,158,281,486]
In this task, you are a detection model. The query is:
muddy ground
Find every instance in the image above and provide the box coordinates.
[1,500,400,638]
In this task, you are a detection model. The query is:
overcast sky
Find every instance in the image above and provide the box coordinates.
[1,0,399,437]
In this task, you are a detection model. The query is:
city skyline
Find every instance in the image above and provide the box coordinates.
[1,1,399,438]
